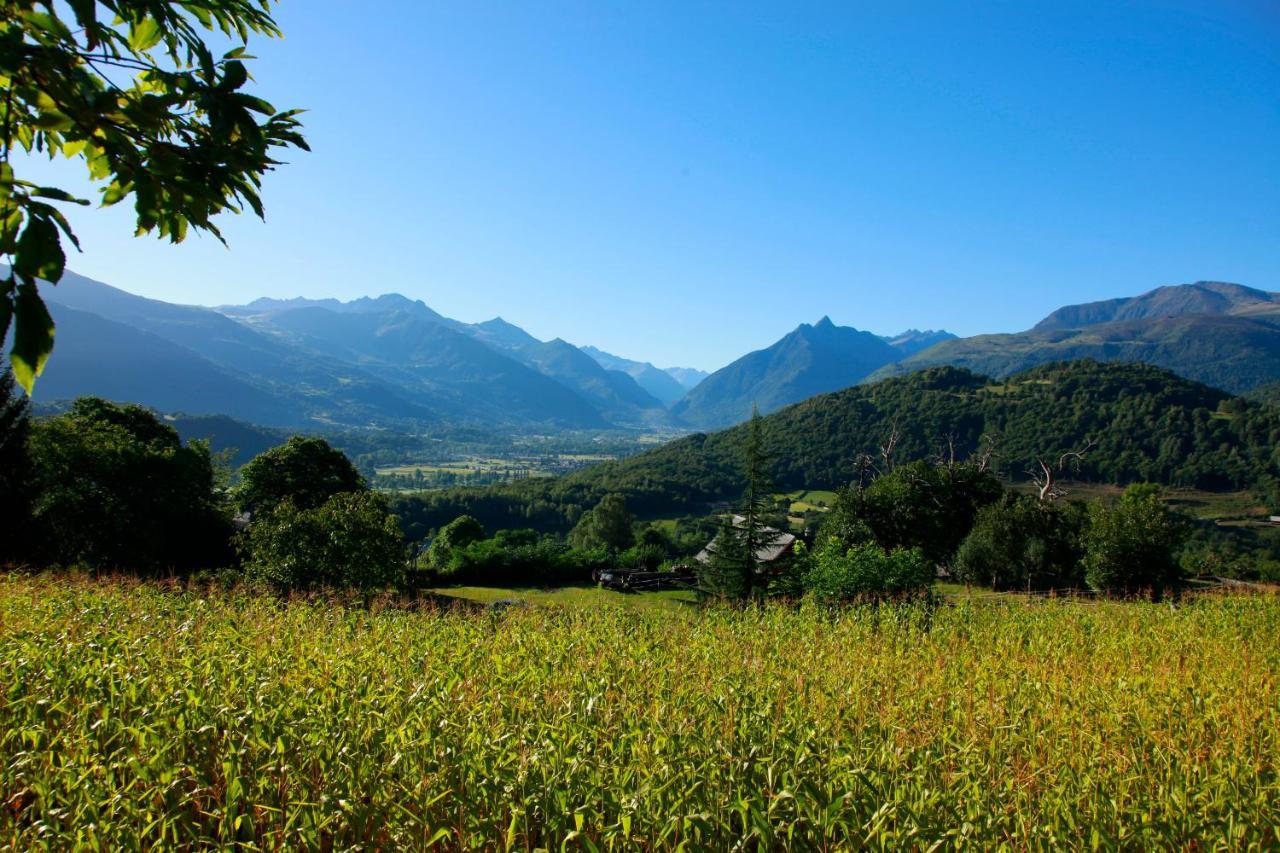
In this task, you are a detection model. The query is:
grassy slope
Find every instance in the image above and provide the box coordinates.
[2,575,1278,848]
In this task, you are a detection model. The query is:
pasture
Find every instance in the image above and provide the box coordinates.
[1,575,1277,848]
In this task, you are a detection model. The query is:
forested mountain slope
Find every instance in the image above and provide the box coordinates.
[395,361,1280,534]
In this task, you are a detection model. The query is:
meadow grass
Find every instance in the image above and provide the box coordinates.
[428,584,698,611]
[1,574,1278,849]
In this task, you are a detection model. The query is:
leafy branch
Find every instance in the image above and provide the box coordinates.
[0,0,307,392]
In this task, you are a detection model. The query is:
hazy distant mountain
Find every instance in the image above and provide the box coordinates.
[36,304,308,426]
[469,317,542,350]
[881,329,957,357]
[871,281,1280,394]
[664,366,710,391]
[514,339,669,423]
[240,295,673,427]
[239,304,609,427]
[31,269,676,429]
[581,345,690,407]
[220,296,346,315]
[671,317,900,429]
[37,271,439,427]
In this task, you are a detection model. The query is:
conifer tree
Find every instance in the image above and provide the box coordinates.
[698,406,778,599]
[740,404,778,588]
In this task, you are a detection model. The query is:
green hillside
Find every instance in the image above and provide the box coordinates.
[394,360,1280,535]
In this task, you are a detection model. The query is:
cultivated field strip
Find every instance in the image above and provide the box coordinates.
[1,576,1278,849]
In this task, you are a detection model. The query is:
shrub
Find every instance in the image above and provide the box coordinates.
[1083,484,1184,596]
[618,543,667,571]
[952,495,1085,590]
[801,538,934,603]
[437,533,599,587]
[426,515,486,574]
[243,491,404,591]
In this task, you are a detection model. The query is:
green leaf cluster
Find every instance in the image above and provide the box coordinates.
[1082,484,1184,595]
[0,0,306,392]
[235,435,364,516]
[953,495,1086,591]
[567,493,635,553]
[799,538,934,603]
[242,491,404,592]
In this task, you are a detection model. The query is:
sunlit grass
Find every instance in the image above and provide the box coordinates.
[429,584,698,610]
[2,574,1277,848]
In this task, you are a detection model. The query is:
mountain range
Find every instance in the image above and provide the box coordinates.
[28,271,677,430]
[669,320,958,429]
[16,270,1280,435]
[871,281,1280,394]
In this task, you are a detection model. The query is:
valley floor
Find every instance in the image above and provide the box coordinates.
[1,574,1278,848]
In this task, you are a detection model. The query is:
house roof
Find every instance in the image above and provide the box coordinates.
[694,516,797,565]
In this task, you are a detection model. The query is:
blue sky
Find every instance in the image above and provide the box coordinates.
[17,0,1280,371]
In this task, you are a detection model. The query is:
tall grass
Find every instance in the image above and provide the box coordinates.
[2,574,1278,848]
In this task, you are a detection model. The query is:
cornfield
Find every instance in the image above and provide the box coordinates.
[1,574,1277,849]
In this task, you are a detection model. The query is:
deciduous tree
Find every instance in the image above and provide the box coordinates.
[568,493,635,553]
[0,368,30,561]
[0,0,306,392]
[28,396,230,570]
[236,436,364,515]
[243,491,403,592]
[1083,484,1184,596]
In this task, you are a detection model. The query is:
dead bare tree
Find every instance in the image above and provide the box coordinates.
[879,419,901,474]
[1028,439,1097,502]
[974,433,1000,475]
[933,432,959,470]
[853,452,878,492]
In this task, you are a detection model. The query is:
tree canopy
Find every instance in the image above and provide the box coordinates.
[236,436,364,516]
[27,396,230,570]
[1,0,306,392]
[243,491,403,592]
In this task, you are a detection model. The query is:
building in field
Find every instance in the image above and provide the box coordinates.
[694,516,797,567]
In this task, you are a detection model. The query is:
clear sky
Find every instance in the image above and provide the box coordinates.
[16,0,1280,371]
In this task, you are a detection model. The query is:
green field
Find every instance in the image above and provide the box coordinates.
[1009,483,1269,521]
[428,584,698,610]
[780,488,839,514]
[2,575,1278,847]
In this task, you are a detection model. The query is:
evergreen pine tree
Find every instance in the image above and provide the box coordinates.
[740,405,778,588]
[698,515,752,599]
[698,406,778,599]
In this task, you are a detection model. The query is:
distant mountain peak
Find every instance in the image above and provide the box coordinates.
[580,345,695,408]
[882,328,958,357]
[1034,280,1278,331]
[671,318,900,429]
